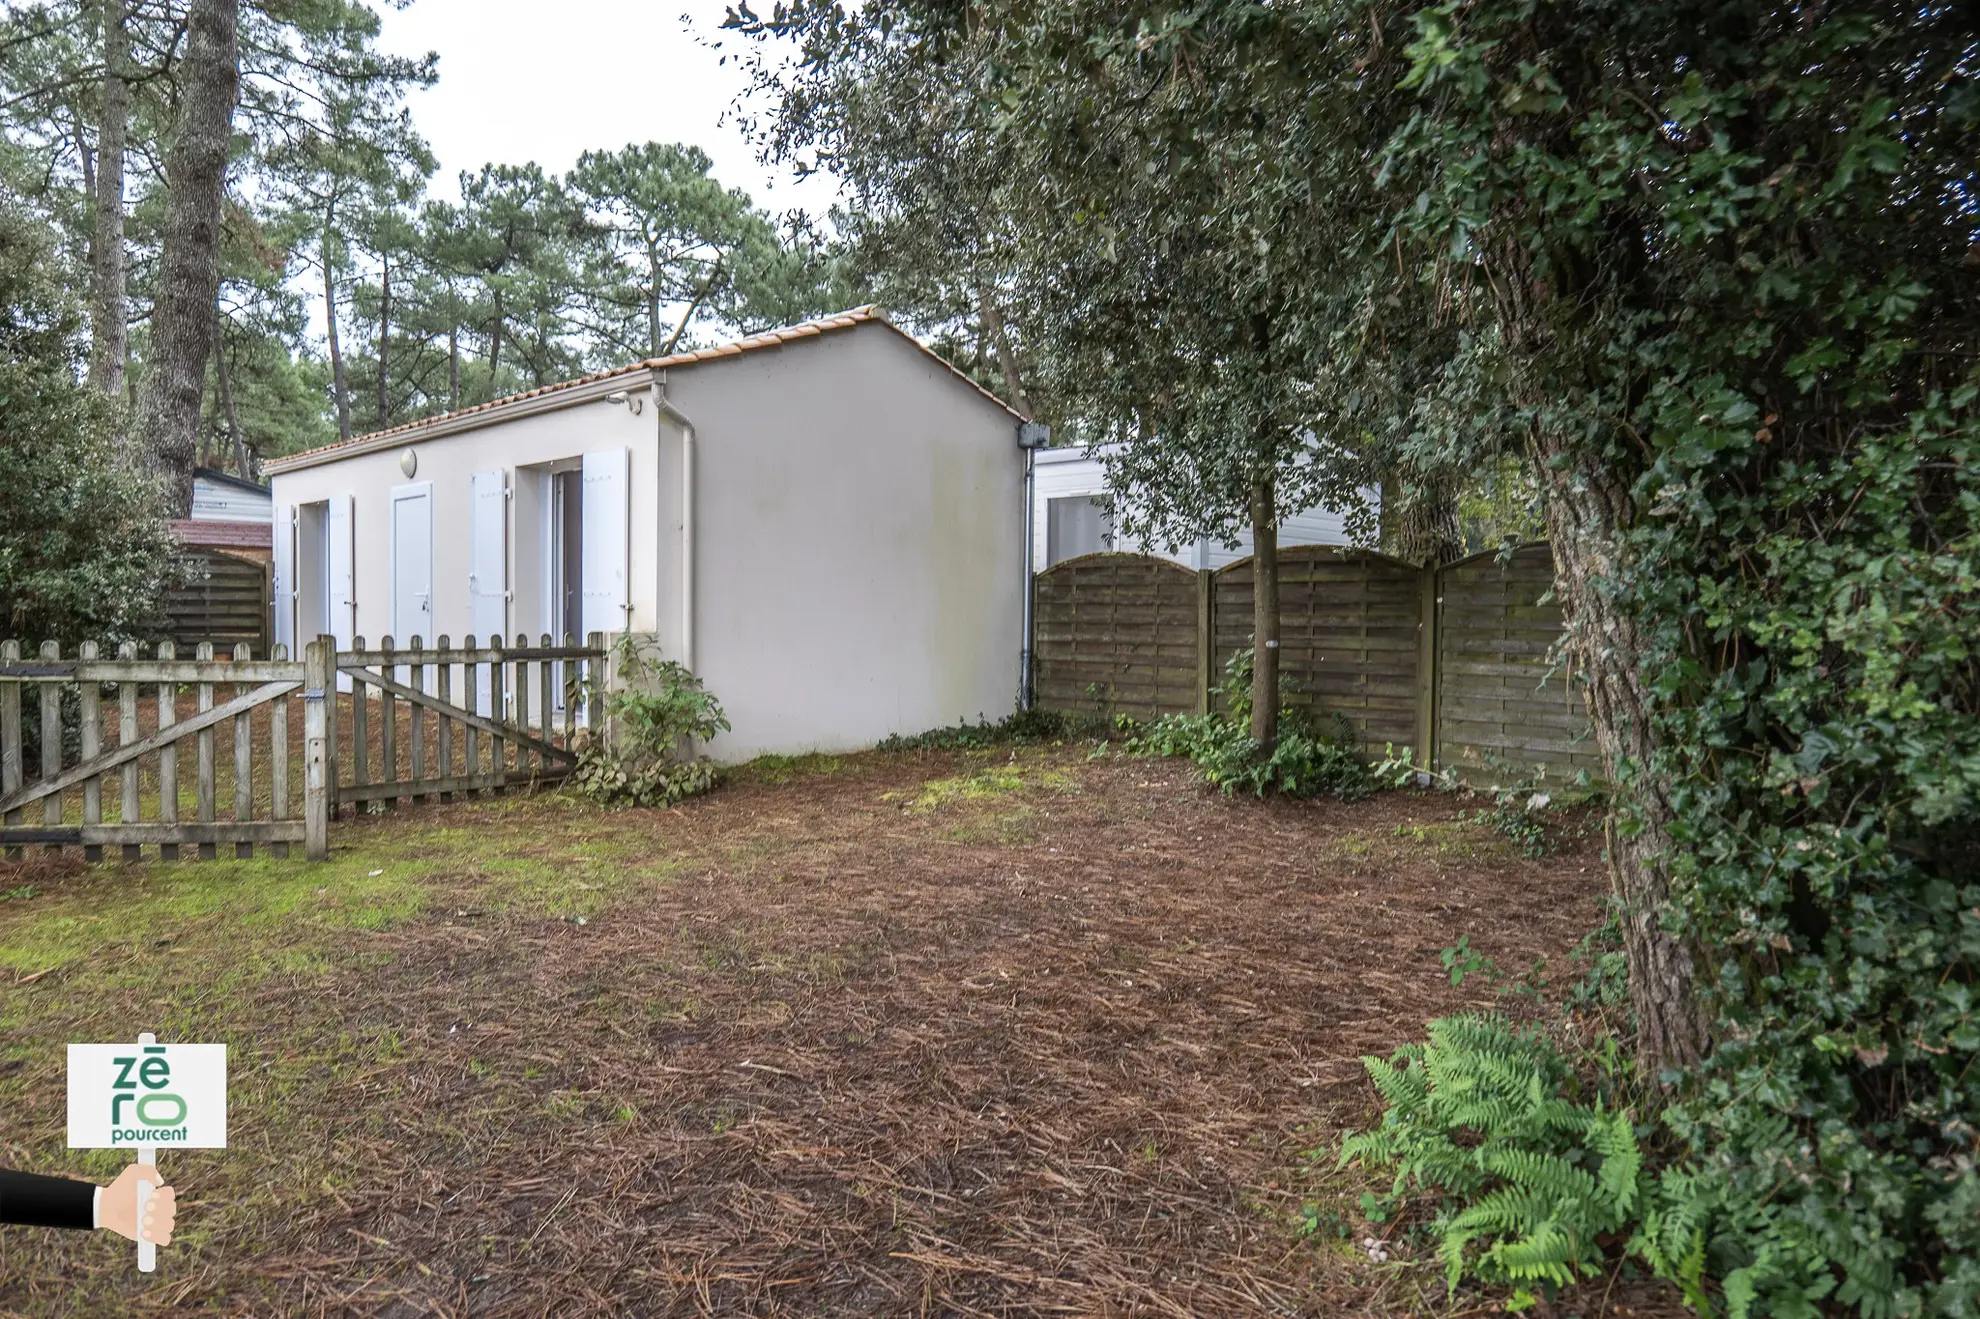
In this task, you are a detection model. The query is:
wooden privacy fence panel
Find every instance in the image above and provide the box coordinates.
[0,639,324,861]
[1033,555,1203,718]
[331,633,605,813]
[1213,548,1422,750]
[163,550,271,656]
[1433,544,1601,781]
[1030,542,1598,778]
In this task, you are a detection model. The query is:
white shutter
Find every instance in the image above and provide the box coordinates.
[328,494,355,692]
[581,447,629,639]
[272,503,295,655]
[469,469,508,643]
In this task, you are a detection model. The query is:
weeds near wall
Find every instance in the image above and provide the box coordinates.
[876,707,1117,752]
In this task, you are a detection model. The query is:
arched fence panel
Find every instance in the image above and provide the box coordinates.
[1033,553,1204,719]
[1433,544,1601,781]
[1029,542,1598,780]
[1213,547,1422,750]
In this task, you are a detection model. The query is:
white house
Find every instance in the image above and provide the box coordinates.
[1031,444,1379,570]
[264,308,1028,761]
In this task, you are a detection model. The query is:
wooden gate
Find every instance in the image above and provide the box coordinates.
[0,640,327,861]
[330,634,605,813]
[0,632,606,863]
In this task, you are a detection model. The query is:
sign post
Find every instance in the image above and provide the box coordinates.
[67,1035,227,1272]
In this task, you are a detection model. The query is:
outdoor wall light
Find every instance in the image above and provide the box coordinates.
[606,389,644,415]
[399,448,418,478]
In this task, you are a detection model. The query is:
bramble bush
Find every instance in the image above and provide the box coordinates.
[572,637,730,807]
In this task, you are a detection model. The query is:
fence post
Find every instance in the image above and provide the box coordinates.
[303,639,330,861]
[1416,562,1441,778]
[1196,570,1214,715]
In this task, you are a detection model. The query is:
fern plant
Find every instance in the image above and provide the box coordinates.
[1341,1014,1647,1296]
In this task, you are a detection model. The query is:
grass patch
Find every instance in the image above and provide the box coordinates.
[897,762,1077,813]
[737,751,848,785]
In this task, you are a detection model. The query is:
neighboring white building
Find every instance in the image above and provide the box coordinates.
[169,468,275,562]
[190,467,274,523]
[1031,444,1379,571]
[264,308,1027,761]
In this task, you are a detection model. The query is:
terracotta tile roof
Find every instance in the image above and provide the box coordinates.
[169,518,273,549]
[265,306,1019,473]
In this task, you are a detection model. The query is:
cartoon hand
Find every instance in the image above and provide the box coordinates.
[100,1165,175,1247]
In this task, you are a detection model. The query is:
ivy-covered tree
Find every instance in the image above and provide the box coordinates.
[1378,3,1980,1310]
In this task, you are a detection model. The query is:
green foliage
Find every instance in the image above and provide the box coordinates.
[0,199,178,643]
[1341,1015,1648,1295]
[1126,648,1379,800]
[1440,935,1498,989]
[572,639,730,808]
[875,706,1112,752]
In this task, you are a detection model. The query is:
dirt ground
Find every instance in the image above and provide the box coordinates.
[0,742,1674,1318]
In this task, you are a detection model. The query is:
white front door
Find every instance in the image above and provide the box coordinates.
[391,482,434,648]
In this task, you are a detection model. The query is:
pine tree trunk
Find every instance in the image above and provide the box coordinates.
[137,0,237,518]
[213,311,247,475]
[1249,478,1280,751]
[376,251,391,427]
[1532,433,1711,1075]
[448,320,460,409]
[323,205,350,441]
[489,290,504,381]
[647,245,664,356]
[88,0,129,398]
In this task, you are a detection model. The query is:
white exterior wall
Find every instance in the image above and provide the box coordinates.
[1031,447,1379,570]
[268,384,663,653]
[269,321,1024,761]
[662,328,1024,760]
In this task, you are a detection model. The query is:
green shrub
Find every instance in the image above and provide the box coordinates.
[572,638,729,807]
[1126,648,1379,800]
[0,199,179,645]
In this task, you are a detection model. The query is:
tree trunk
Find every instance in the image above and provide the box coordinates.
[323,206,350,441]
[213,310,247,475]
[1249,478,1280,751]
[488,291,504,381]
[647,245,663,356]
[1532,433,1710,1075]
[976,279,1031,419]
[662,259,723,357]
[88,0,130,399]
[137,0,237,518]
[1389,475,1467,566]
[448,319,460,409]
[377,250,391,427]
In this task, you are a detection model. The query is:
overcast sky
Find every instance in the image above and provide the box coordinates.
[372,0,843,219]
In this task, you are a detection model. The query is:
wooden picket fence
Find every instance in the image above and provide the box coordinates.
[0,633,606,863]
[330,634,605,815]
